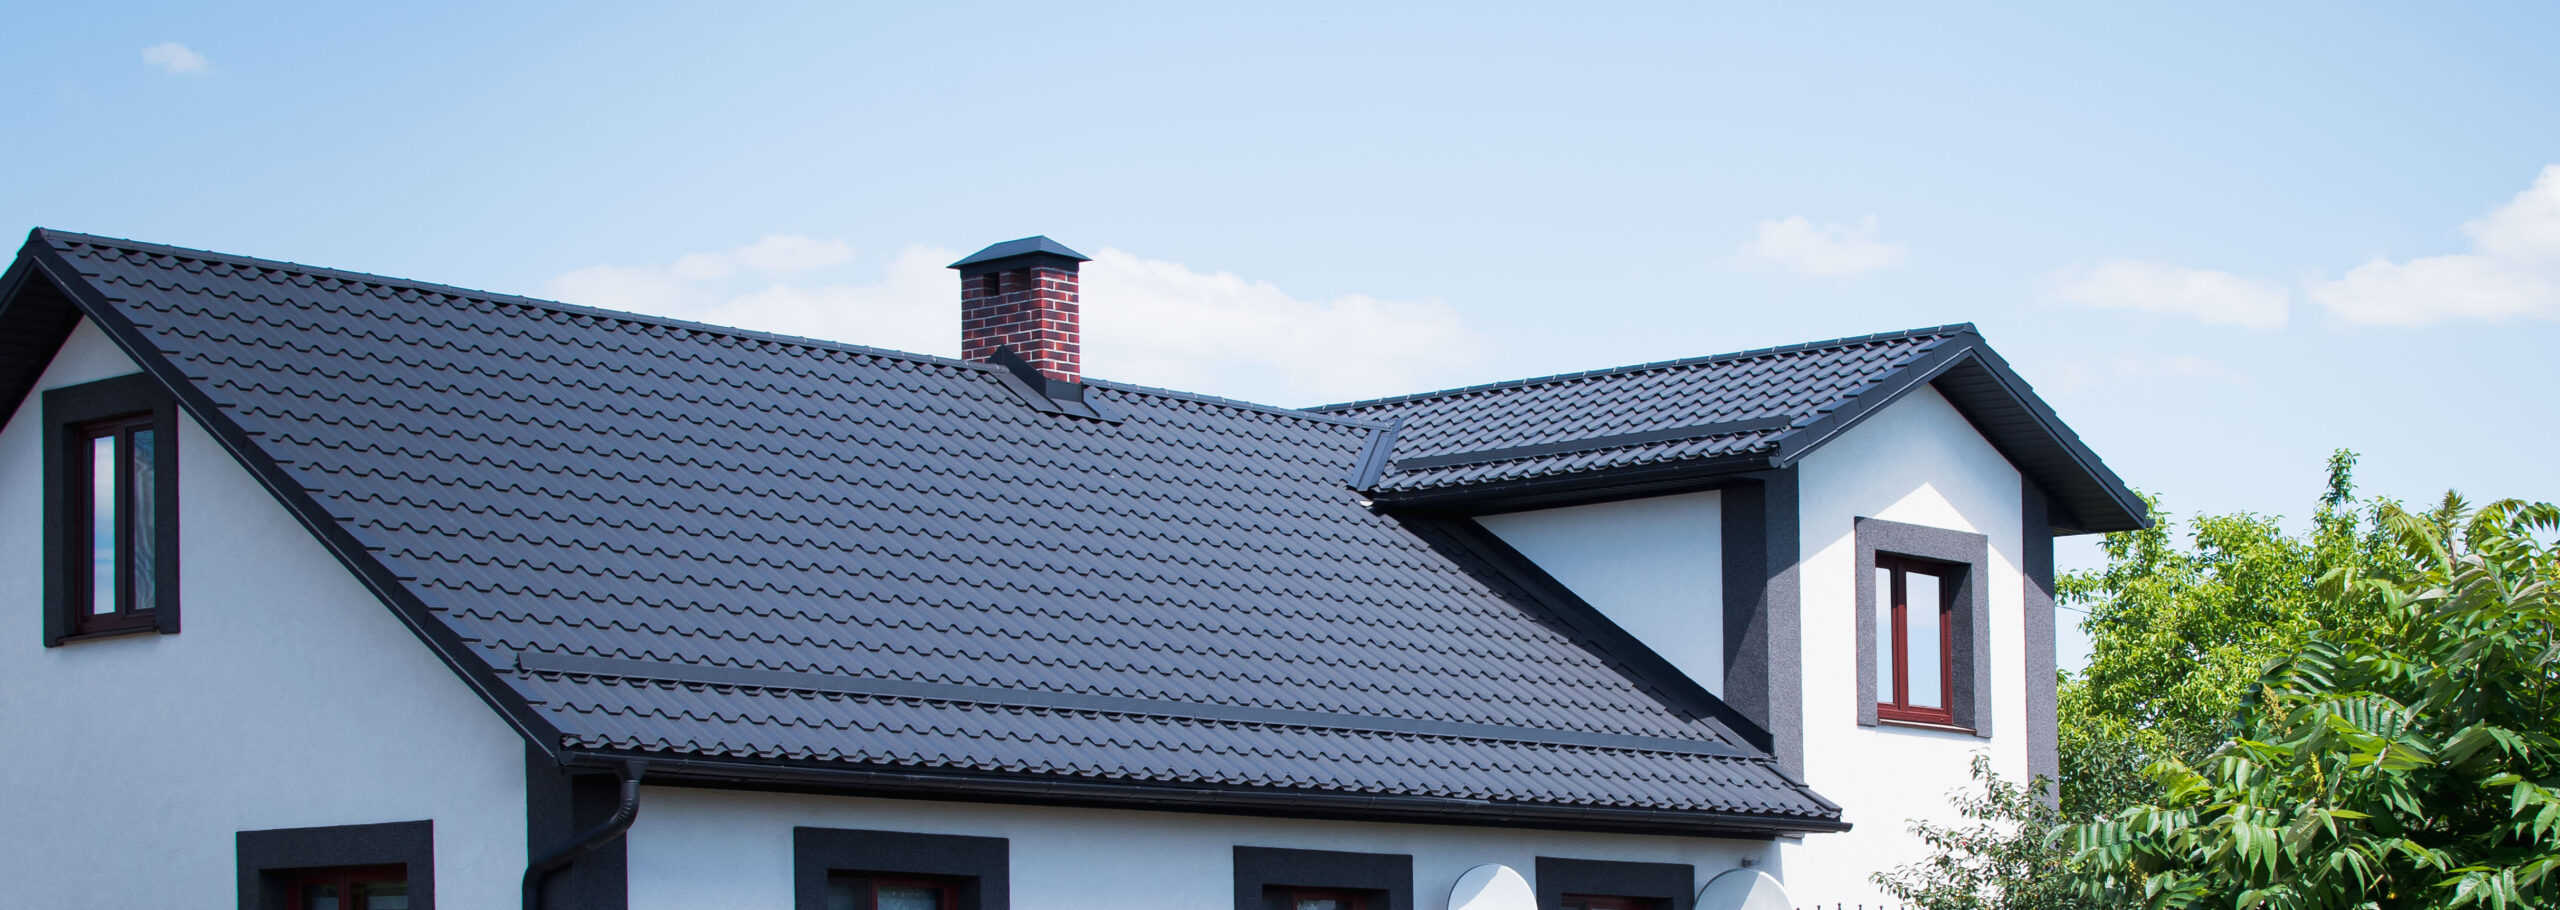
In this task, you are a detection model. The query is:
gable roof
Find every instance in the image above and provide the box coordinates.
[1319,326,2149,533]
[0,229,1843,837]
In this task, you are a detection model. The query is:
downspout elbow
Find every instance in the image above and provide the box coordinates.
[523,760,645,910]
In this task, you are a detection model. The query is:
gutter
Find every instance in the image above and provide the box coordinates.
[556,751,1850,839]
[523,761,647,910]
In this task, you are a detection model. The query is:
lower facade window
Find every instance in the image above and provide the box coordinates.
[795,827,1007,910]
[1874,553,1957,725]
[1535,857,1693,910]
[829,873,960,910]
[282,864,410,910]
[1265,885,1376,910]
[1562,897,1656,910]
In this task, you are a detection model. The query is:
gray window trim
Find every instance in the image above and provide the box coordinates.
[1233,845,1413,910]
[1535,856,1694,910]
[236,819,433,910]
[1853,517,1992,736]
[794,826,1009,910]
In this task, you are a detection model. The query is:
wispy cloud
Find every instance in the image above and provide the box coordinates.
[1728,215,1905,277]
[2048,260,2290,328]
[140,42,208,75]
[540,237,1495,405]
[2307,164,2560,326]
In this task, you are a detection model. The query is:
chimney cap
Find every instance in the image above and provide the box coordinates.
[948,236,1092,271]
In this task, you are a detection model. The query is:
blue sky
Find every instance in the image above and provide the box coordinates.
[9,2,2556,669]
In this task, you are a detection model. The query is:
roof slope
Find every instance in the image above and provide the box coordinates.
[1320,326,2148,531]
[2,230,1840,835]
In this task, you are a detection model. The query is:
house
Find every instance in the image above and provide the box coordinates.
[0,229,2146,910]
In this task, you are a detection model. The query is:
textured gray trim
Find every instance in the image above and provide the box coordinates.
[237,820,434,910]
[1535,856,1695,910]
[1853,517,1992,736]
[1233,845,1413,910]
[526,745,628,910]
[794,827,1008,910]
[1720,469,1804,778]
[2022,480,2061,792]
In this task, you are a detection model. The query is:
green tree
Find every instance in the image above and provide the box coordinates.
[1877,757,2102,910]
[2064,496,2560,909]
[2060,451,2412,817]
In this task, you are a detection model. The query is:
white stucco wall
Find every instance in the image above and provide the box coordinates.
[1784,385,2028,909]
[0,321,530,905]
[1476,491,1724,695]
[626,785,1780,910]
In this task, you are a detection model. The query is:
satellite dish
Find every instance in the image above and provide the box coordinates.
[1696,868,1792,910]
[1448,864,1535,910]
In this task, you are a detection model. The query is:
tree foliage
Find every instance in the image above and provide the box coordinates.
[2064,496,2560,909]
[2059,451,2414,817]
[1876,756,2103,910]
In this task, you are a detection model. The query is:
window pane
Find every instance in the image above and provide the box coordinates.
[1873,566,1894,702]
[1908,571,1944,709]
[302,882,342,910]
[88,434,118,614]
[1297,900,1349,910]
[878,883,945,910]
[357,880,409,910]
[129,428,156,612]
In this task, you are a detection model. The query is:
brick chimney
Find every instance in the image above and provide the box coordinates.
[949,236,1091,384]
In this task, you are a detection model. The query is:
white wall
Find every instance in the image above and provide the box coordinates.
[1477,491,1724,695]
[0,321,530,906]
[1784,385,2027,909]
[627,785,1780,910]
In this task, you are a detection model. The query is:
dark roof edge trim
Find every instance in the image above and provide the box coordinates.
[1938,344,2150,530]
[516,652,1755,760]
[558,750,1853,838]
[1371,453,1777,511]
[16,237,571,758]
[1392,417,1793,472]
[1310,324,1975,413]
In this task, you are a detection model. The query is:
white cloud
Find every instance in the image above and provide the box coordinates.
[2048,260,2290,328]
[1729,215,1905,277]
[2307,164,2560,326]
[540,237,1494,406]
[140,42,208,75]
[2034,352,2247,396]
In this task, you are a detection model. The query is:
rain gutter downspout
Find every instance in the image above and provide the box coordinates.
[523,760,646,910]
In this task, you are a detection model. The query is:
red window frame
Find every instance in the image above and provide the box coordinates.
[1876,554,1957,726]
[1562,896,1656,910]
[281,863,409,910]
[68,413,159,636]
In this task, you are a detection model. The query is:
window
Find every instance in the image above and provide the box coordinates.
[795,828,1007,910]
[43,372,180,645]
[829,874,958,910]
[1853,517,1992,735]
[237,820,434,910]
[1875,555,1956,725]
[1562,898,1655,910]
[281,865,409,910]
[1233,846,1410,910]
[1534,857,1692,910]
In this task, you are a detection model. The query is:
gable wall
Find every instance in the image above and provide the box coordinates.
[1787,383,2029,907]
[1476,490,1725,696]
[0,320,530,905]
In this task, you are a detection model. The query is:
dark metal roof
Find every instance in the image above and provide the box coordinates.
[0,229,1842,837]
[1317,327,2149,533]
[948,235,1091,268]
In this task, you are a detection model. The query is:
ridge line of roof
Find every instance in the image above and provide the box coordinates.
[1308,323,1979,413]
[31,228,1384,432]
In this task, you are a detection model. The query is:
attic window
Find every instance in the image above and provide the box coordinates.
[43,373,181,645]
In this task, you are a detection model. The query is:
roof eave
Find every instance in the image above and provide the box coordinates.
[558,749,1853,839]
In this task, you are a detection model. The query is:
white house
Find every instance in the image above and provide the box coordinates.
[0,229,2145,910]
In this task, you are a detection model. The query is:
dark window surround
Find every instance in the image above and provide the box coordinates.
[1234,846,1412,910]
[795,827,1009,910]
[278,864,409,910]
[1853,516,1992,736]
[1875,554,1959,726]
[237,820,434,910]
[42,371,180,645]
[1535,856,1694,910]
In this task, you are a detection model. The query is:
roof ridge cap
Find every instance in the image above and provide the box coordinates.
[1308,323,1978,412]
[31,227,1014,377]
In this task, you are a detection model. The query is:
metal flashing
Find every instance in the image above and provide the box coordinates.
[1391,417,1795,472]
